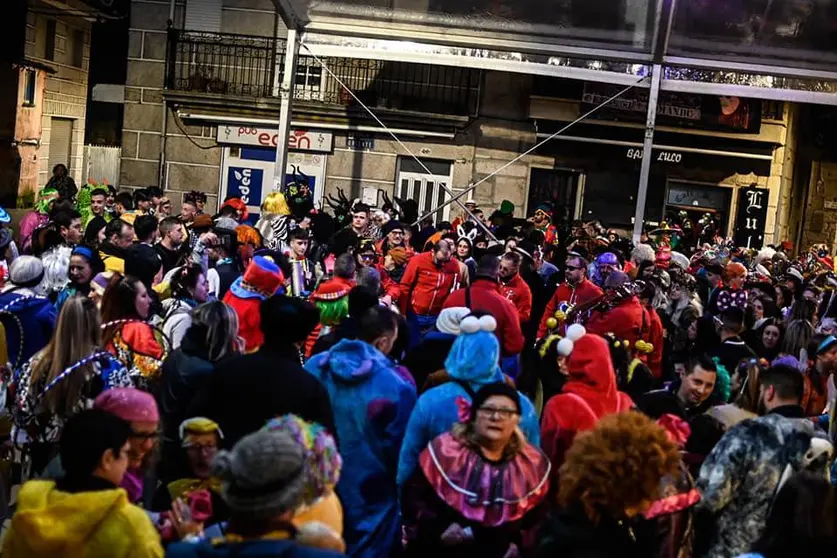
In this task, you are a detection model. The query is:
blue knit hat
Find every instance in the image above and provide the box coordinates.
[444,314,502,383]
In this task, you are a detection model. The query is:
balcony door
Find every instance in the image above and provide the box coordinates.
[395,158,453,225]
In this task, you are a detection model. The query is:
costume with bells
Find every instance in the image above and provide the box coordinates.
[540,325,634,474]
[222,256,285,353]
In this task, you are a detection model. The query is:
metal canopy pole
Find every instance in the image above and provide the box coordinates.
[632,63,662,244]
[272,28,299,192]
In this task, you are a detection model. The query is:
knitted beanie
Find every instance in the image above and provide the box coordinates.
[264,415,342,506]
[213,428,306,519]
[387,247,410,267]
[435,307,471,336]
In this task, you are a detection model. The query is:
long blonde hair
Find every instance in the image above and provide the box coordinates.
[29,295,103,415]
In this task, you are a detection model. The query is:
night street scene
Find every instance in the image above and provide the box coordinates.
[1,0,837,556]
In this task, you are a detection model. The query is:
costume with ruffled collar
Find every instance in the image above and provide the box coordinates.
[402,432,550,557]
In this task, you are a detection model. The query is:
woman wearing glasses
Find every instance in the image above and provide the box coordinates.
[401,382,550,558]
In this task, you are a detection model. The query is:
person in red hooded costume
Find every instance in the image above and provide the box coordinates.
[540,324,634,477]
[222,256,284,352]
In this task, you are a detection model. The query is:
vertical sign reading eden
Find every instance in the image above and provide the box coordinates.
[733,186,768,249]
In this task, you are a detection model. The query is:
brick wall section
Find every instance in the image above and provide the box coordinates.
[24,12,91,191]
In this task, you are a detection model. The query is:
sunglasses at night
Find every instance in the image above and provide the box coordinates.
[565,265,583,271]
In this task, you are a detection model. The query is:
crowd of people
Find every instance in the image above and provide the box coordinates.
[0,175,834,557]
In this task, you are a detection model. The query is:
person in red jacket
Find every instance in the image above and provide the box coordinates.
[585,271,646,350]
[498,251,532,326]
[639,281,665,379]
[540,324,634,478]
[443,255,525,357]
[537,253,603,339]
[399,240,461,346]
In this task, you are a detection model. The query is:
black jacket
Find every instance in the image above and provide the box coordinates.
[708,336,756,375]
[191,344,335,447]
[536,507,642,558]
[402,331,457,393]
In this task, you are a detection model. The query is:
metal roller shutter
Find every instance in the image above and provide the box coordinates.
[185,0,222,32]
[49,118,73,172]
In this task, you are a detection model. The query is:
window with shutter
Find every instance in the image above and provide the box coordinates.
[185,0,222,32]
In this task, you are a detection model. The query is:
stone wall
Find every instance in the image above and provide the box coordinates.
[24,11,91,192]
[800,162,837,251]
[121,0,277,212]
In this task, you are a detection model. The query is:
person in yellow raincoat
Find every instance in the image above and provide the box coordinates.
[3,409,164,557]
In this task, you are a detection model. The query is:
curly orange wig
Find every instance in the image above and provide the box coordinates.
[558,411,680,524]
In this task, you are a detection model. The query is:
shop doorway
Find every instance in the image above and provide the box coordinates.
[663,181,731,249]
[527,167,580,224]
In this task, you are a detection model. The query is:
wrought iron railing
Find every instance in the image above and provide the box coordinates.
[166,29,481,117]
[166,29,280,97]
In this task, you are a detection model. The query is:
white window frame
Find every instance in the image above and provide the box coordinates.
[396,169,452,224]
[293,57,325,101]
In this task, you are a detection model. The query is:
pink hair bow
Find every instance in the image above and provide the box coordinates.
[455,396,472,423]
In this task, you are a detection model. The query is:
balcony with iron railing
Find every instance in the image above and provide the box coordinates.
[164,28,482,118]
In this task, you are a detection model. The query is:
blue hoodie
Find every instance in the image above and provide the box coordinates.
[396,330,541,486]
[0,291,57,369]
[305,339,416,558]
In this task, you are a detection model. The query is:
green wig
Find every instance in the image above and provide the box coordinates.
[315,297,349,327]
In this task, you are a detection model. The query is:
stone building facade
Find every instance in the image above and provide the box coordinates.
[122,0,807,248]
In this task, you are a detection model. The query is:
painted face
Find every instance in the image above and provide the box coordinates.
[180,202,197,222]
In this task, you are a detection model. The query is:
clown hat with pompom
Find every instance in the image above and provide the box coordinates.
[230,255,285,300]
[444,314,504,384]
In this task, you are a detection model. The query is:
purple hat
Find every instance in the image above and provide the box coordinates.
[596,252,619,267]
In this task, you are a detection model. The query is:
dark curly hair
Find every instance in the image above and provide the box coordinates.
[558,411,680,524]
